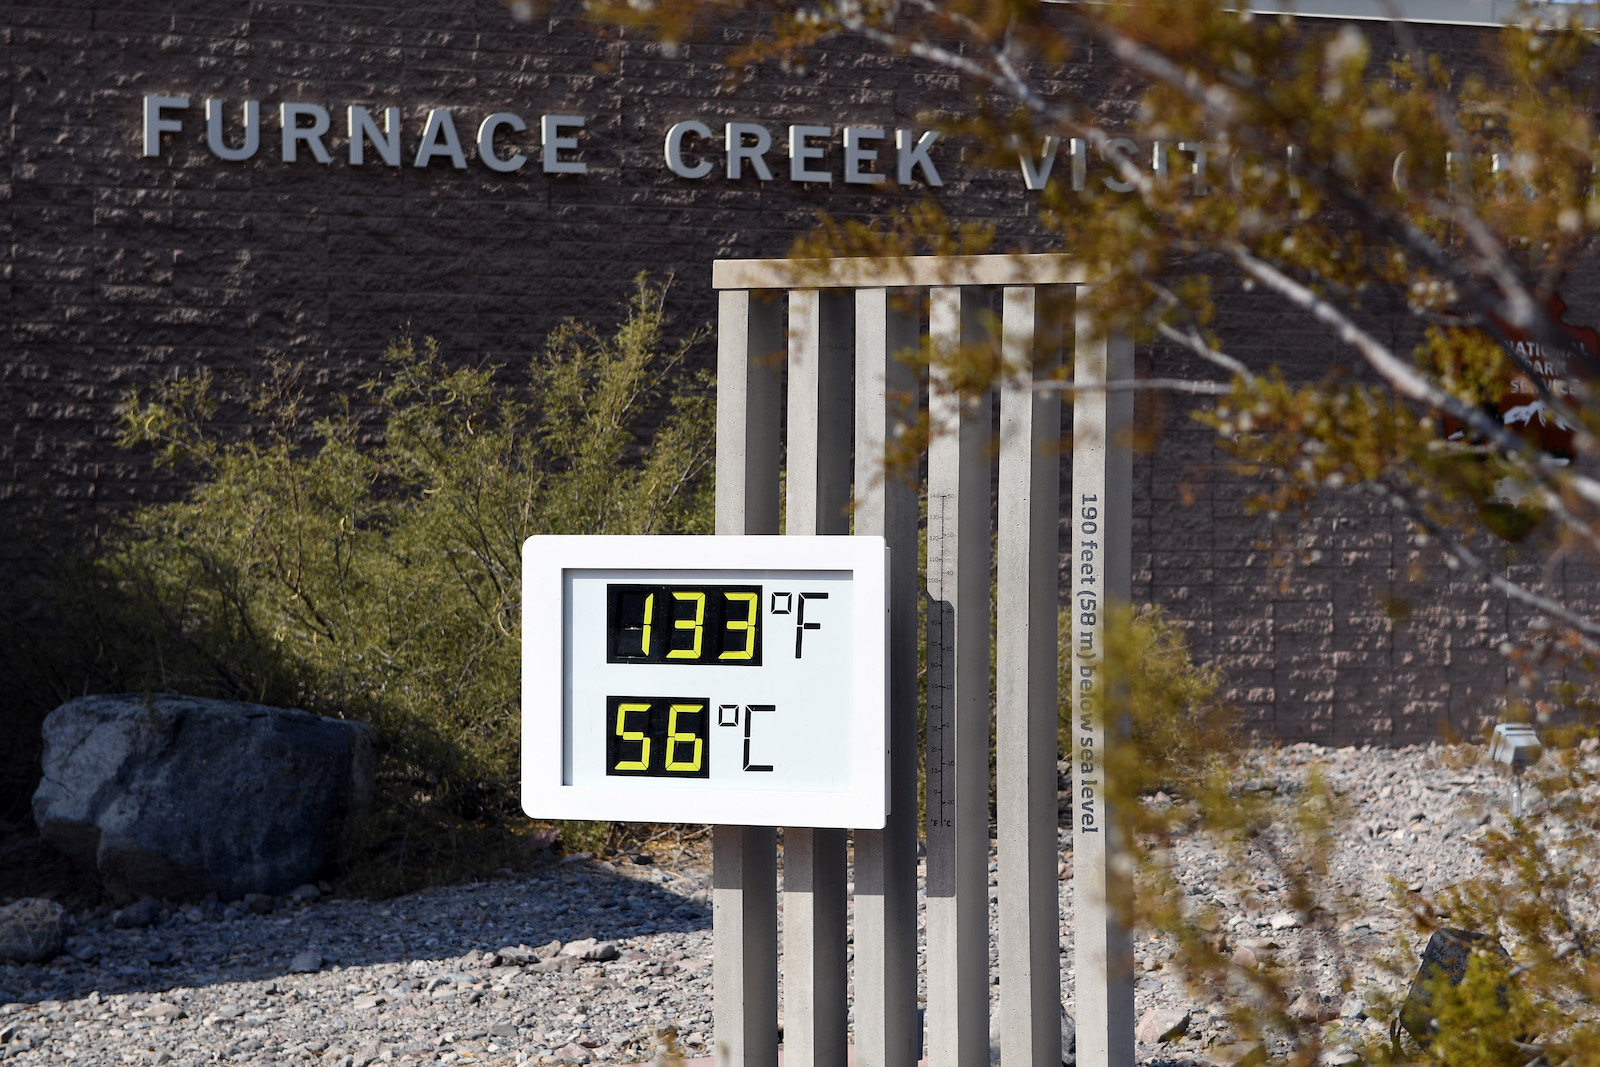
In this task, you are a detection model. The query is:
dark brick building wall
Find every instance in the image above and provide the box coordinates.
[4,1,1595,743]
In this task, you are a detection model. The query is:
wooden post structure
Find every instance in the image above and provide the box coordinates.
[852,287,923,1067]
[1069,302,1136,1067]
[711,255,1133,1067]
[782,288,854,1067]
[996,285,1067,1067]
[923,285,993,1067]
[712,288,782,1067]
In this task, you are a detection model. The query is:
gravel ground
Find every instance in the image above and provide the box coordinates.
[3,740,1593,1066]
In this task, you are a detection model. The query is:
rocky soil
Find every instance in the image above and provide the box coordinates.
[3,740,1595,1067]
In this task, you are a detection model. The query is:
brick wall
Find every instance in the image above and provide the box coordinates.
[3,2,1593,743]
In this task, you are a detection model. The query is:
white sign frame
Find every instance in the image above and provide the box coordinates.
[521,534,889,828]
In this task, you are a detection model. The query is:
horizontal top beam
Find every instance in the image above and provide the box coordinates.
[1226,0,1592,28]
[1051,0,1596,30]
[712,254,1085,291]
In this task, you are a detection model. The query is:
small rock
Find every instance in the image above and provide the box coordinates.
[1231,946,1260,969]
[560,937,598,957]
[1268,911,1304,931]
[351,993,389,1011]
[490,1020,519,1039]
[70,942,101,962]
[1321,1052,1361,1066]
[0,898,66,964]
[290,884,322,903]
[560,852,594,865]
[202,1004,245,1027]
[631,853,654,865]
[535,939,563,960]
[112,898,161,929]
[147,947,174,965]
[1135,1007,1191,1045]
[289,950,325,973]
[244,893,275,915]
[584,940,620,962]
[146,1002,185,1023]
[493,945,538,966]
[556,1041,594,1063]
[1290,992,1340,1023]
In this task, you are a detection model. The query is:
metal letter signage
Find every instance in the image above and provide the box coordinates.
[521,535,889,829]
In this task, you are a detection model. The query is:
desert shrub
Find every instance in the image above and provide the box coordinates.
[1078,607,1600,1066]
[0,274,713,890]
[1058,602,1234,790]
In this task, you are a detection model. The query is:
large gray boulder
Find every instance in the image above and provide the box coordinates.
[32,694,379,902]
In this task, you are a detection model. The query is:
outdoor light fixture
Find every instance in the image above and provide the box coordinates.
[1489,723,1543,817]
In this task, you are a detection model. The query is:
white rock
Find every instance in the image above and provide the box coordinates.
[1135,1007,1191,1044]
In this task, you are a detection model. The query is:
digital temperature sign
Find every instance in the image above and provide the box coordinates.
[521,536,888,828]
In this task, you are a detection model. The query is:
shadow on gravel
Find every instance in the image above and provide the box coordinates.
[1,857,712,1006]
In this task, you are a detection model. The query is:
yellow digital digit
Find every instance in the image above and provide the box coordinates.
[664,703,704,772]
[720,591,758,660]
[667,591,705,659]
[639,593,654,656]
[614,702,651,771]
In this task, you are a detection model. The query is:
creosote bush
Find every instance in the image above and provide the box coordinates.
[1091,638,1600,1066]
[1059,602,1234,793]
[0,274,714,893]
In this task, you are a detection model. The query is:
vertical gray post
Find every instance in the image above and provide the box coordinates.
[783,288,853,1067]
[997,286,1066,1067]
[714,288,783,1067]
[1069,304,1135,1067]
[925,286,993,1067]
[852,288,922,1067]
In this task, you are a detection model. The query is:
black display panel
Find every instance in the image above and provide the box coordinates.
[606,584,763,666]
[605,695,711,778]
